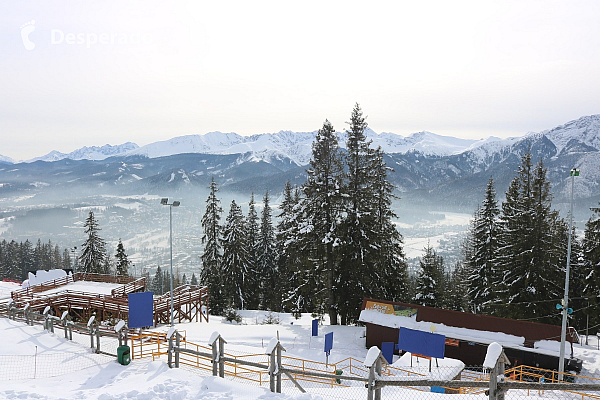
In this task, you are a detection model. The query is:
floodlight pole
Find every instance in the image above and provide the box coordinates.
[161,198,179,327]
[559,168,578,379]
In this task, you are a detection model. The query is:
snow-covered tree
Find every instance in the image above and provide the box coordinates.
[298,120,345,323]
[79,211,107,274]
[245,193,260,310]
[413,243,445,308]
[583,205,600,327]
[256,190,278,311]
[200,177,224,314]
[467,176,500,313]
[337,103,378,324]
[496,153,565,321]
[221,200,252,309]
[115,239,130,277]
[368,146,409,302]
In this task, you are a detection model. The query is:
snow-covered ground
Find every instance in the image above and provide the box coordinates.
[0,281,20,300]
[2,309,600,399]
[37,281,122,296]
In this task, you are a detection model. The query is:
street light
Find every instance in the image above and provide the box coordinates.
[70,246,78,272]
[160,197,180,327]
[559,168,579,379]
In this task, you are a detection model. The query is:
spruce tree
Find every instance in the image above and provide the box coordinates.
[245,193,260,309]
[467,176,500,313]
[115,239,131,276]
[20,240,34,281]
[338,103,378,324]
[275,181,299,313]
[413,243,445,308]
[583,205,600,328]
[368,146,409,302]
[200,177,224,314]
[299,120,345,323]
[221,200,252,309]
[496,153,565,321]
[257,190,278,311]
[79,211,107,274]
[190,273,198,286]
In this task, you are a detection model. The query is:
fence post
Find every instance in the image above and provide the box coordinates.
[363,347,387,400]
[218,335,225,378]
[209,332,227,377]
[269,346,276,393]
[175,331,181,368]
[484,343,510,400]
[95,325,101,354]
[88,316,96,350]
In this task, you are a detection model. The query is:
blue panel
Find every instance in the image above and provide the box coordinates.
[398,327,445,359]
[128,292,154,328]
[431,386,445,393]
[381,342,394,364]
[312,319,318,336]
[324,332,334,353]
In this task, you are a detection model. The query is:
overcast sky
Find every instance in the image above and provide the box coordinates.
[2,0,600,161]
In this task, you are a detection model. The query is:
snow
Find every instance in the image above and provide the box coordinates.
[114,320,126,333]
[27,269,69,286]
[0,281,20,299]
[363,346,384,367]
[4,308,600,399]
[392,352,464,380]
[359,309,525,349]
[265,337,280,355]
[37,281,122,296]
[483,342,503,369]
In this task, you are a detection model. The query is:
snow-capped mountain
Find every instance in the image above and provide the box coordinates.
[0,154,14,164]
[127,128,479,166]
[26,142,139,163]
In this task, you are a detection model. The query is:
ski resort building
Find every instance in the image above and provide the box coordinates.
[359,298,583,373]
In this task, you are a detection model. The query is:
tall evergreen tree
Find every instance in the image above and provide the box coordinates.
[583,205,600,328]
[368,146,409,302]
[299,120,345,323]
[245,193,260,309]
[20,240,34,281]
[200,177,224,314]
[79,211,107,274]
[338,103,378,324]
[413,243,446,308]
[115,239,131,276]
[496,153,565,321]
[275,181,299,313]
[257,190,278,311]
[221,200,252,309]
[467,177,500,313]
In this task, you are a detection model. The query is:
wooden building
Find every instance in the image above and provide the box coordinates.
[359,298,582,372]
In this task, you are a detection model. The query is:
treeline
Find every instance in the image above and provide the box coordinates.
[0,239,73,281]
[199,104,410,324]
[439,150,600,332]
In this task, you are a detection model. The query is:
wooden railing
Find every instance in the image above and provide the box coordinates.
[11,274,75,302]
[111,277,146,297]
[73,272,136,285]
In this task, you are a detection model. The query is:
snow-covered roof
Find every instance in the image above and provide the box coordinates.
[359,309,566,358]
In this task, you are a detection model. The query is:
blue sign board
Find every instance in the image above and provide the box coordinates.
[324,332,333,355]
[128,292,154,328]
[381,342,394,364]
[312,319,318,336]
[398,327,445,359]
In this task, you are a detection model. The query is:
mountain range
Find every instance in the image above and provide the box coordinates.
[1,114,600,216]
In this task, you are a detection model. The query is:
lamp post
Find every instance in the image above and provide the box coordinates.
[559,168,579,379]
[70,246,78,272]
[160,198,180,327]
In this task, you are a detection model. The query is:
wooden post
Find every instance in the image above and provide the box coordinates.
[276,343,282,393]
[218,336,225,378]
[175,332,180,368]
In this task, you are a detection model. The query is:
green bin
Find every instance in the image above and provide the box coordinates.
[335,369,343,384]
[117,345,131,365]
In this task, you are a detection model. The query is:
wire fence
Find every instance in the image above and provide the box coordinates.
[5,302,600,399]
